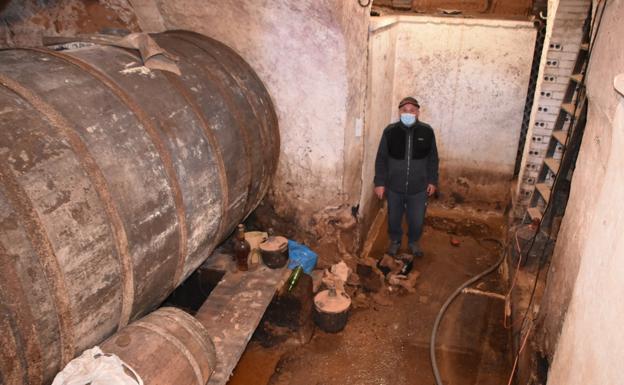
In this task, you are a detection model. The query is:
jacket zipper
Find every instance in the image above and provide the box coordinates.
[405,129,412,193]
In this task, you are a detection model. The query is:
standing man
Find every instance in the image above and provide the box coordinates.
[374,96,439,257]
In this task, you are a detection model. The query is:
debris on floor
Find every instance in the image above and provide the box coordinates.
[356,257,384,293]
[229,207,512,385]
[329,261,351,284]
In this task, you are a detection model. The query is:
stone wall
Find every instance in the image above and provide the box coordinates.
[373,0,535,16]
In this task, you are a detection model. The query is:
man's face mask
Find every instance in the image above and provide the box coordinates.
[400,113,416,126]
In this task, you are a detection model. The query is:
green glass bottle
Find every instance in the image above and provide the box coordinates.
[287,265,304,292]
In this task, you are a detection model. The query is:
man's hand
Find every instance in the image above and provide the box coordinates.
[374,186,385,200]
[426,184,437,197]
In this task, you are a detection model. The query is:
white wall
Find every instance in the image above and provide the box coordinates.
[393,16,536,204]
[362,15,536,210]
[360,18,399,223]
[546,1,624,383]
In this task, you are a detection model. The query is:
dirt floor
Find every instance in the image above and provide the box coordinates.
[228,203,512,385]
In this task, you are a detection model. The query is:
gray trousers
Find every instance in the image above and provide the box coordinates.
[387,189,427,244]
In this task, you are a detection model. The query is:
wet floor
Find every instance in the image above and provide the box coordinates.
[228,205,511,385]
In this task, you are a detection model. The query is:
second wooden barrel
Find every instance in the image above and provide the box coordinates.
[101,307,216,385]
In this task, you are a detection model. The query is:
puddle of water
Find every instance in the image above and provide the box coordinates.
[228,342,285,385]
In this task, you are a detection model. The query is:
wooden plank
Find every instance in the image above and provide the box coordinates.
[527,207,543,222]
[195,252,290,385]
[535,183,552,204]
[544,157,561,174]
[561,103,580,118]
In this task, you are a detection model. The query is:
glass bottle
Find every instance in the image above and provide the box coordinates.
[233,224,250,271]
[287,265,304,292]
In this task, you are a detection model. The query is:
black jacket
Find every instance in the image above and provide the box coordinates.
[374,120,439,194]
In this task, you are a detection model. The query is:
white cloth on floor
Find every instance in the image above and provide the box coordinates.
[51,346,143,385]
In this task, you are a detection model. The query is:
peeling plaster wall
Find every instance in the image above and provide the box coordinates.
[543,1,624,383]
[0,0,139,48]
[131,1,370,239]
[338,1,370,208]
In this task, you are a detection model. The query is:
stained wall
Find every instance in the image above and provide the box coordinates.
[0,0,139,47]
[131,0,371,245]
[541,1,624,383]
[361,14,536,220]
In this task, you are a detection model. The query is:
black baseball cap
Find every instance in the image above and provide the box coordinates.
[399,96,420,108]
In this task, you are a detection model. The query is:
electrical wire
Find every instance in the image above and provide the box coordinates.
[513,0,607,329]
[430,3,609,384]
[503,3,609,384]
[507,321,533,385]
[504,225,530,329]
[514,0,609,338]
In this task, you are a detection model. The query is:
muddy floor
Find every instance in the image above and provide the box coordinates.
[228,205,512,385]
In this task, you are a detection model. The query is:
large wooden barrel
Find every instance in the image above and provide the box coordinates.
[101,307,216,385]
[0,31,278,385]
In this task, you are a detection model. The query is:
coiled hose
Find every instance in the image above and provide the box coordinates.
[430,238,506,385]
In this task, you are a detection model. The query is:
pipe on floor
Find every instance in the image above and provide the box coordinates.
[430,238,505,385]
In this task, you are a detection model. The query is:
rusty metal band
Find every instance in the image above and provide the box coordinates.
[32,48,190,291]
[200,40,272,188]
[133,321,205,385]
[211,57,273,209]
[163,71,229,247]
[157,308,217,368]
[182,32,280,183]
[170,33,256,214]
[259,86,281,182]
[0,159,75,367]
[0,242,43,385]
[0,70,135,330]
[179,31,280,185]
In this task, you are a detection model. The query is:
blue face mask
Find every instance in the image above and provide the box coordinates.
[400,113,416,126]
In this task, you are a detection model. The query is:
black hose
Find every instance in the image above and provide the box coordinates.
[430,238,506,385]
